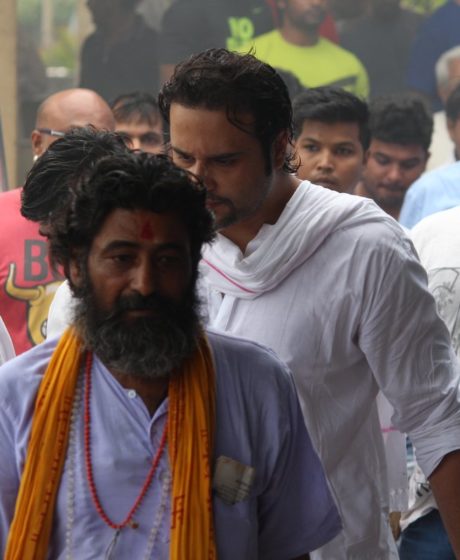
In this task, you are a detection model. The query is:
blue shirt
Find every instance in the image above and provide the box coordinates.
[399,161,460,228]
[407,1,460,110]
[0,329,341,559]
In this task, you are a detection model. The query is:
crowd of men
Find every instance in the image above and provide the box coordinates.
[2,1,460,559]
[77,0,460,109]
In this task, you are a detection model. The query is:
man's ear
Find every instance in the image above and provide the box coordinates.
[68,254,84,290]
[424,150,431,168]
[447,118,456,141]
[31,130,43,158]
[273,130,290,170]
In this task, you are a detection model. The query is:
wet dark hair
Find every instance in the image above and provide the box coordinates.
[446,82,460,123]
[292,86,370,150]
[158,48,297,174]
[49,151,215,284]
[368,94,433,151]
[111,91,162,126]
[21,126,129,226]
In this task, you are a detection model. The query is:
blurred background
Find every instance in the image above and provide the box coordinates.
[0,0,455,189]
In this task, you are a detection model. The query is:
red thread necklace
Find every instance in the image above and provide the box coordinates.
[83,351,168,531]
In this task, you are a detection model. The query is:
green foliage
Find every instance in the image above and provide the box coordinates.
[17,0,41,28]
[41,27,78,70]
[18,0,78,71]
[18,0,76,27]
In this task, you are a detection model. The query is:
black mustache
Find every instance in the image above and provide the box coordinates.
[206,193,230,204]
[107,292,177,319]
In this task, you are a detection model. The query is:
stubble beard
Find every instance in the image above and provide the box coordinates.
[210,174,272,231]
[72,277,202,380]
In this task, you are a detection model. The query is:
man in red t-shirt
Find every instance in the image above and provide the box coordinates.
[0,88,114,354]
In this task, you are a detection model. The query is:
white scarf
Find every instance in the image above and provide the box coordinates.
[201,181,388,299]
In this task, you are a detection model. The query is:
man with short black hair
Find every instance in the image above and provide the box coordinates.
[0,151,340,559]
[111,92,165,154]
[292,86,369,192]
[354,93,433,220]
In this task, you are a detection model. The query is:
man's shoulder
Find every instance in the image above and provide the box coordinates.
[206,328,292,386]
[412,205,460,241]
[244,29,278,50]
[81,30,99,48]
[412,162,460,192]
[0,188,21,207]
[303,186,402,243]
[0,188,39,234]
[0,337,57,412]
[207,328,286,366]
[0,337,56,381]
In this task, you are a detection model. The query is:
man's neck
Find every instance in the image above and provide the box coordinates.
[220,173,300,253]
[380,204,401,221]
[353,181,401,220]
[280,20,319,47]
[353,181,367,198]
[112,371,169,416]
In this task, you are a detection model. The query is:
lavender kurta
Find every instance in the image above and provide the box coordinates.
[0,329,341,559]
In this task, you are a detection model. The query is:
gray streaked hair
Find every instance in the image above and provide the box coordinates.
[435,46,460,88]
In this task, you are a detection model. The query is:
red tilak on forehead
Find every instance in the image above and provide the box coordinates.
[140,221,154,240]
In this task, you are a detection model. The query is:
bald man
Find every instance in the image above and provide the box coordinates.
[31,88,115,158]
[0,88,114,355]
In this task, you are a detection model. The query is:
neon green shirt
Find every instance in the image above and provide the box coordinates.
[239,31,369,99]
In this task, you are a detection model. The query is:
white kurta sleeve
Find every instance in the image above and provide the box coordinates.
[358,226,460,478]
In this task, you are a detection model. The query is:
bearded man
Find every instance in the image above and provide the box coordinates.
[0,151,340,559]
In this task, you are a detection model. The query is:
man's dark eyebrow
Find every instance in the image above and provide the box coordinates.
[172,146,244,160]
[400,157,424,164]
[373,151,423,164]
[334,141,357,147]
[373,151,391,159]
[210,151,244,159]
[140,132,162,140]
[101,240,187,253]
[171,146,191,158]
[101,240,139,253]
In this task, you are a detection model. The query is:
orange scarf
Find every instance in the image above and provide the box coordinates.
[5,328,217,559]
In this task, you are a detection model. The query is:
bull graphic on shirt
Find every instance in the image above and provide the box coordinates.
[5,262,61,345]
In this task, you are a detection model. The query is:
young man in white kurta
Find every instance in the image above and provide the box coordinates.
[199,178,460,558]
[158,49,460,559]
